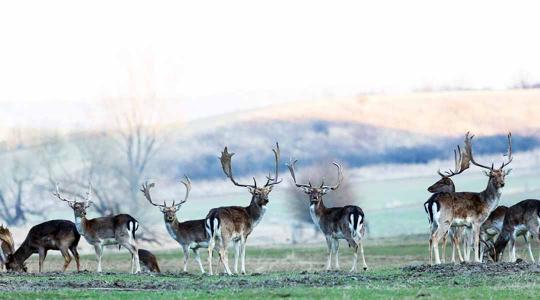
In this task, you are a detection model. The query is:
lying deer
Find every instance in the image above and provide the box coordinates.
[139,249,161,273]
[430,132,512,263]
[54,183,141,273]
[492,199,540,262]
[0,225,15,271]
[206,143,281,275]
[141,177,210,274]
[5,219,80,272]
[287,159,367,272]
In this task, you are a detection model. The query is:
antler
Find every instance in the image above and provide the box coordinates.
[463,131,493,170]
[140,182,167,208]
[220,147,257,188]
[265,143,282,187]
[500,132,513,169]
[175,175,191,207]
[53,183,75,204]
[321,162,343,191]
[286,159,312,189]
[438,141,471,178]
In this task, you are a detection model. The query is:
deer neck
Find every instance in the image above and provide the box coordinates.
[481,177,501,210]
[247,197,266,227]
[12,239,33,266]
[165,218,180,242]
[74,215,88,236]
[309,200,327,230]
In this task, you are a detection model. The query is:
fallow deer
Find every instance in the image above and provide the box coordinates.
[5,219,80,272]
[0,225,15,271]
[54,183,141,273]
[287,159,367,272]
[430,132,513,264]
[141,177,210,274]
[424,140,471,264]
[206,143,281,275]
[492,199,540,263]
[138,248,161,273]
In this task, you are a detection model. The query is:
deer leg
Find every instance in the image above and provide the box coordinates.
[59,248,72,272]
[182,246,190,272]
[207,238,215,275]
[218,239,232,275]
[240,237,247,275]
[472,224,481,262]
[121,242,140,274]
[432,222,449,265]
[94,244,104,272]
[441,232,448,263]
[70,246,80,272]
[524,232,535,263]
[38,248,46,273]
[325,236,333,271]
[333,239,340,270]
[192,248,205,274]
[233,241,240,274]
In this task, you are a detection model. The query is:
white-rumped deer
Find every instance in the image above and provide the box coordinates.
[54,183,141,273]
[141,177,210,274]
[206,143,281,275]
[5,219,80,272]
[424,140,471,264]
[287,159,367,272]
[430,132,513,264]
[491,200,540,263]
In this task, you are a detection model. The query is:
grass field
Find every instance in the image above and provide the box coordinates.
[1,237,539,299]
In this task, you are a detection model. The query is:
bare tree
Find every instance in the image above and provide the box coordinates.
[0,156,43,225]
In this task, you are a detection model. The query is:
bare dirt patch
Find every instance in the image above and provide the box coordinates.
[403,261,540,277]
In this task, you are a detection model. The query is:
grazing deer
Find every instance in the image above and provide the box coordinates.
[54,183,141,273]
[287,159,367,272]
[0,225,15,271]
[424,140,471,264]
[431,132,513,264]
[5,219,80,272]
[141,177,210,274]
[206,143,281,275]
[138,249,161,273]
[492,199,540,263]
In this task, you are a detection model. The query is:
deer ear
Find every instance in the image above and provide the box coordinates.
[302,187,310,194]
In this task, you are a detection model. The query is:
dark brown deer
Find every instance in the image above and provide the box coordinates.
[141,177,210,274]
[54,183,141,273]
[206,143,281,275]
[491,200,540,262]
[431,132,513,264]
[287,159,367,272]
[424,140,471,264]
[5,219,80,272]
[138,249,161,273]
[0,225,15,271]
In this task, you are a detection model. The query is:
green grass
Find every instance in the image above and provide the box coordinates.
[1,238,539,299]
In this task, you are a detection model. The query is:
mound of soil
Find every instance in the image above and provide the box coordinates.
[403,262,540,276]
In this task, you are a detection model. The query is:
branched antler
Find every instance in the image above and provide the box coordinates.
[220,147,256,188]
[140,182,167,208]
[286,159,312,188]
[321,162,343,191]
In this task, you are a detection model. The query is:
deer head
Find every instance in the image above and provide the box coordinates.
[219,143,281,207]
[141,176,191,223]
[5,256,27,272]
[53,183,93,218]
[465,132,513,188]
[286,159,343,205]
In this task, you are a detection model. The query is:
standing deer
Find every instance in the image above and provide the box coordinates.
[5,219,80,272]
[492,199,540,263]
[138,249,161,273]
[54,183,141,273]
[424,141,471,264]
[141,177,210,274]
[206,143,281,275]
[0,225,15,271]
[430,132,513,264]
[287,160,367,272]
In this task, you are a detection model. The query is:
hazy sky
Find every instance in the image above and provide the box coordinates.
[1,0,539,127]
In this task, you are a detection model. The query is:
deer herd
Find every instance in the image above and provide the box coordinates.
[0,132,539,275]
